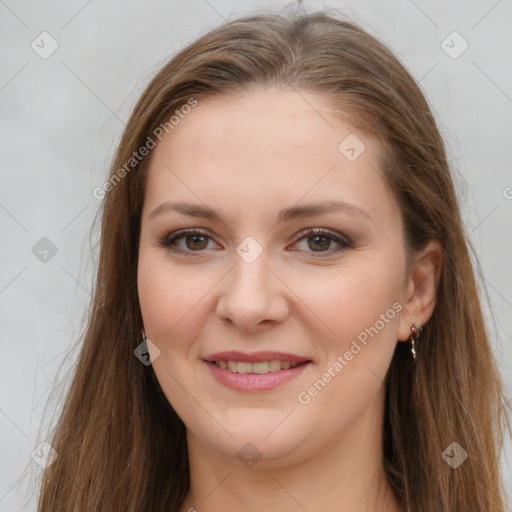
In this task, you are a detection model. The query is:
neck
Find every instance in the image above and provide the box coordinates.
[179,388,403,512]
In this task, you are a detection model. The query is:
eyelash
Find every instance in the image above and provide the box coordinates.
[157,227,353,258]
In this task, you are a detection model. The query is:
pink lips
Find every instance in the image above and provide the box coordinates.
[203,351,310,364]
[203,351,312,392]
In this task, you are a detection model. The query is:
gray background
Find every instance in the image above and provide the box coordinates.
[1,0,511,510]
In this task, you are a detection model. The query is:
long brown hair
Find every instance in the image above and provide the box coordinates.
[36,9,510,511]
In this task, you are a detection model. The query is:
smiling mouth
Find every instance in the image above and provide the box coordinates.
[207,360,310,374]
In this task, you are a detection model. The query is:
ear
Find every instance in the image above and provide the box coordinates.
[397,240,443,342]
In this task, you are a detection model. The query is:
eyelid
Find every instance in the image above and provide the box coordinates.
[159,228,218,252]
[292,227,352,246]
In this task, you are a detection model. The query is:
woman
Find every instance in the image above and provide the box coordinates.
[37,9,510,512]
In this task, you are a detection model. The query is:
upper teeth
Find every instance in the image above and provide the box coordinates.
[214,360,301,374]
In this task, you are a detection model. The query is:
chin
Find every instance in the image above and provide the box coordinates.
[193,415,308,466]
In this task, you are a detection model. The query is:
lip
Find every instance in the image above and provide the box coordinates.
[203,357,312,392]
[203,351,311,364]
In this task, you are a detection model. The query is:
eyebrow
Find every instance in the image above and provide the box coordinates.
[149,200,372,223]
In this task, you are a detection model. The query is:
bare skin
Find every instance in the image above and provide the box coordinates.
[137,88,442,512]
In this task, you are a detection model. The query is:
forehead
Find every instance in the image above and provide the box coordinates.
[143,88,398,225]
[152,89,369,168]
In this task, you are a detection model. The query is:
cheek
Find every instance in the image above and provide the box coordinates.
[138,257,208,415]
[293,265,402,423]
[290,260,403,345]
[137,254,212,344]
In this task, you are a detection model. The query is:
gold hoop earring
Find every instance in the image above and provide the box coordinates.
[409,323,422,360]
[141,328,146,341]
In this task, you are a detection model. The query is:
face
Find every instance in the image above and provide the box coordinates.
[137,88,409,466]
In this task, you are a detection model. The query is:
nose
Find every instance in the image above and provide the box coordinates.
[216,248,290,333]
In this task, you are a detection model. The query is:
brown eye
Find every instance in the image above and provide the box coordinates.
[184,234,209,251]
[291,228,352,256]
[306,235,332,252]
[158,229,218,256]
[159,227,352,258]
